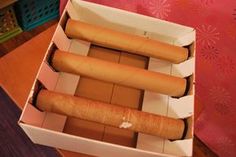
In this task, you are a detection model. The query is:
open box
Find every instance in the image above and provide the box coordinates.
[18,0,195,156]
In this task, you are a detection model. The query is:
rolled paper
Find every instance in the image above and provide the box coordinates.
[36,89,185,140]
[65,19,188,64]
[52,50,186,97]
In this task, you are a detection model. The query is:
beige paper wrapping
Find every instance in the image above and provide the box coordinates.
[65,19,188,63]
[36,90,185,140]
[52,50,186,97]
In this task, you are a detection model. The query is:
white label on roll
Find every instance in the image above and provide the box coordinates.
[119,122,132,129]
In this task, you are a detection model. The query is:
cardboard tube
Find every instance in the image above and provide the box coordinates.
[65,19,188,64]
[52,50,186,97]
[36,89,185,140]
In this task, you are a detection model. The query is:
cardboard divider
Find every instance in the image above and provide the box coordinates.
[174,32,196,47]
[20,22,92,132]
[38,62,59,91]
[54,72,80,95]
[164,139,193,155]
[42,112,67,132]
[168,96,194,119]
[52,26,71,51]
[20,103,46,127]
[19,0,196,156]
[20,79,67,132]
[172,58,194,78]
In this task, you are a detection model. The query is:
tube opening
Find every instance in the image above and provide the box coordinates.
[60,11,69,30]
[168,118,189,142]
[47,44,59,71]
[184,42,195,59]
[32,80,45,111]
[171,75,192,99]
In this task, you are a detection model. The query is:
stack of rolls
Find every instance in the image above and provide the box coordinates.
[35,19,190,140]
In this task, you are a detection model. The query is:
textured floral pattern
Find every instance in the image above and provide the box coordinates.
[199,0,215,5]
[208,86,231,105]
[196,25,220,46]
[141,0,171,19]
[214,103,231,116]
[208,86,233,118]
[179,0,202,16]
[200,45,219,61]
[60,0,236,156]
[216,55,235,75]
[233,9,236,20]
[215,137,235,157]
[225,23,236,40]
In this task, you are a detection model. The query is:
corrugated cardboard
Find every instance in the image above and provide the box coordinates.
[103,52,148,147]
[70,45,148,147]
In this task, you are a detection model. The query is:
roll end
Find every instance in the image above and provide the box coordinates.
[65,18,74,38]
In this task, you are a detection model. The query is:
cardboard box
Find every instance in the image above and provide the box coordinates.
[18,0,195,156]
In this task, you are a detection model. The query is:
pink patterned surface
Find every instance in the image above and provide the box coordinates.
[60,0,236,156]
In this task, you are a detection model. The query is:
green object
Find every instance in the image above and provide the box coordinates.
[0,5,22,43]
[15,0,59,31]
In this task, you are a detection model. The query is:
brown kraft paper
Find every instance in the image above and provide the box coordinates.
[65,19,188,63]
[52,50,187,97]
[36,90,185,140]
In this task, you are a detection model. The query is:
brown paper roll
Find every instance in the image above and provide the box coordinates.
[52,50,186,97]
[65,19,188,63]
[36,90,185,140]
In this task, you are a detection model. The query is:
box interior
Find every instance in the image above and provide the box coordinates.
[19,0,195,156]
[63,44,148,147]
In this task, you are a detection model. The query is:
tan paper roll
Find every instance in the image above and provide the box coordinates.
[52,50,186,97]
[36,90,185,140]
[65,19,188,63]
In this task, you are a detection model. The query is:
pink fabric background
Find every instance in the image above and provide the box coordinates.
[60,0,236,156]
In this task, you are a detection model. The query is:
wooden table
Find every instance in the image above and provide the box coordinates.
[0,25,217,157]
